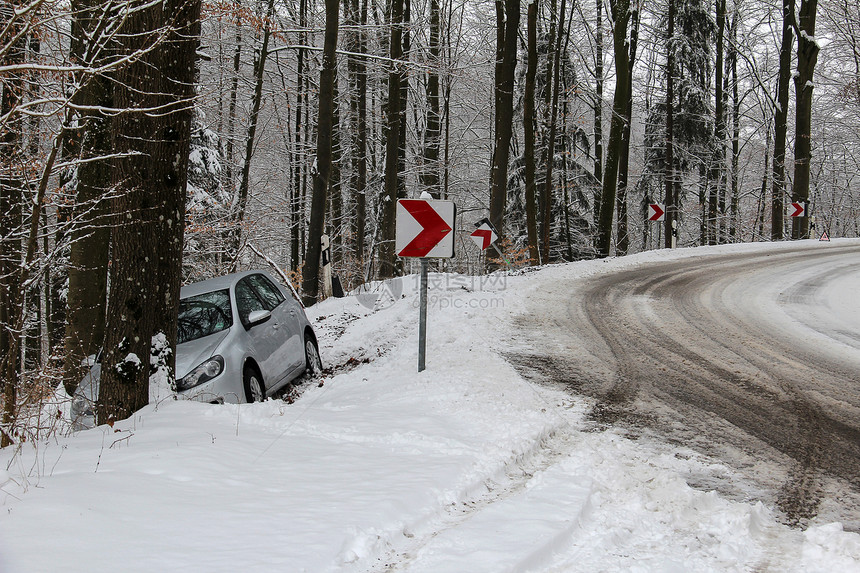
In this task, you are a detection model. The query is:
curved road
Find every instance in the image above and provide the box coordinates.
[508,241,860,528]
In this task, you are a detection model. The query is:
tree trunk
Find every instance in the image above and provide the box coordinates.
[488,0,520,268]
[63,0,113,395]
[664,0,676,249]
[0,1,25,447]
[329,78,342,264]
[708,0,726,246]
[292,0,307,272]
[616,0,640,257]
[347,0,368,263]
[98,0,200,424]
[593,0,604,226]
[301,0,339,305]
[398,0,411,200]
[791,0,818,240]
[524,1,540,264]
[234,0,276,257]
[225,16,241,203]
[379,0,405,279]
[772,0,794,240]
[421,0,442,197]
[729,14,740,240]
[541,0,567,262]
[596,0,631,258]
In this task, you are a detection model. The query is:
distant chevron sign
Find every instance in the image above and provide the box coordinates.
[648,204,665,222]
[470,218,498,251]
[790,202,807,217]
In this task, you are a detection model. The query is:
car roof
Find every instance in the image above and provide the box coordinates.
[180,270,274,298]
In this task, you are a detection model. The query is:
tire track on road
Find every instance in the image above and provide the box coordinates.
[508,243,860,527]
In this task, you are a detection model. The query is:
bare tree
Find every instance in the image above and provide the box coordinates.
[62,0,115,395]
[0,0,26,446]
[596,0,631,257]
[378,0,405,279]
[772,0,794,240]
[615,0,640,256]
[301,0,339,305]
[791,0,818,239]
[488,0,520,266]
[524,1,540,264]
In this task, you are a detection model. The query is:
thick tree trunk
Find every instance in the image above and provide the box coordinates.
[488,0,520,268]
[708,0,726,246]
[616,0,640,257]
[63,0,113,395]
[0,1,25,446]
[772,0,794,240]
[664,0,676,249]
[596,0,631,258]
[378,0,404,279]
[791,0,818,240]
[301,0,339,305]
[541,0,566,262]
[98,0,200,424]
[421,0,442,197]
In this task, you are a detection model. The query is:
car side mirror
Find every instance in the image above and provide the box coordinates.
[247,309,271,326]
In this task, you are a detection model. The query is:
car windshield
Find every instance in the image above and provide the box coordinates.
[177,289,233,344]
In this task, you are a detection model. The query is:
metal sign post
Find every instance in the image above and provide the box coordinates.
[418,259,429,372]
[395,198,456,372]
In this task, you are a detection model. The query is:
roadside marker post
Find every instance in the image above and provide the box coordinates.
[321,234,332,299]
[396,199,456,372]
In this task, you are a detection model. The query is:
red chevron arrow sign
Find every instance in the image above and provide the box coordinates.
[648,203,665,222]
[470,219,498,251]
[790,202,807,217]
[396,199,456,258]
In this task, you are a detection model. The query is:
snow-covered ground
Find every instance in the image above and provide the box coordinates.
[2,240,860,572]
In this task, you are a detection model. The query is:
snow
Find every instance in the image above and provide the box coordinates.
[2,240,860,572]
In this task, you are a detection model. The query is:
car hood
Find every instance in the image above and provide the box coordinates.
[175,330,231,379]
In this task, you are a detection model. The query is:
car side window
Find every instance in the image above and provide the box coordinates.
[247,274,285,310]
[235,279,267,326]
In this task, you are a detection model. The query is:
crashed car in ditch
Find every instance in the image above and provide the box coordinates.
[72,270,322,429]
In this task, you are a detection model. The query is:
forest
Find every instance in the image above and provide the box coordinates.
[1,0,858,439]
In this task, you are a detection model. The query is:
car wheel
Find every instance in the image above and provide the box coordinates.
[243,366,265,403]
[303,337,322,380]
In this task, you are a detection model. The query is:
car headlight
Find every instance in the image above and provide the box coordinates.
[177,356,224,392]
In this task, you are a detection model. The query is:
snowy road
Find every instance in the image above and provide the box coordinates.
[508,241,860,529]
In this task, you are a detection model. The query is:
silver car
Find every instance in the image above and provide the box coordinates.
[72,270,322,429]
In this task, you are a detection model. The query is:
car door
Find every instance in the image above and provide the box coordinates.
[246,273,304,376]
[234,277,281,385]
